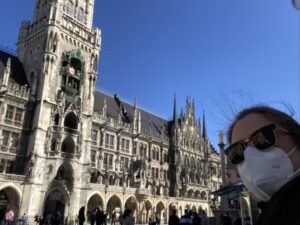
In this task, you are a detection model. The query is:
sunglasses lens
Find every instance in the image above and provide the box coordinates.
[251,125,276,150]
[225,143,245,165]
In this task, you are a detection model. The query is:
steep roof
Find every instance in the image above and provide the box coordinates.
[0,50,29,86]
[94,91,170,140]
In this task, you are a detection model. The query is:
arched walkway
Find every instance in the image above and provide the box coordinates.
[156,202,165,224]
[124,196,137,217]
[0,187,21,221]
[43,188,69,223]
[106,195,122,222]
[87,194,104,211]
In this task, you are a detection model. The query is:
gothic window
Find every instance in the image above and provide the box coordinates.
[65,0,74,16]
[152,149,155,160]
[184,155,189,167]
[11,133,19,149]
[51,140,57,151]
[163,153,168,163]
[121,138,130,152]
[132,141,137,155]
[105,133,114,149]
[155,168,159,178]
[54,114,60,126]
[1,131,9,147]
[120,157,129,169]
[61,137,75,154]
[77,7,85,23]
[64,112,78,130]
[139,144,147,159]
[103,153,113,167]
[5,160,14,174]
[91,149,96,163]
[156,149,159,161]
[92,129,98,142]
[0,159,4,173]
[5,105,14,120]
[15,108,23,122]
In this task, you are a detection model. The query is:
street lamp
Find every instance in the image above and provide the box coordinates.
[292,0,300,10]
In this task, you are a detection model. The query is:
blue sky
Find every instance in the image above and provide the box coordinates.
[0,0,299,149]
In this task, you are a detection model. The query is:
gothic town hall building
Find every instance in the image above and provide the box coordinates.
[0,0,222,224]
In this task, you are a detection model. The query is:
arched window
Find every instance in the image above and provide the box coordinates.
[77,7,85,23]
[65,1,74,16]
[61,137,75,154]
[64,112,78,130]
[184,155,189,167]
[54,114,60,126]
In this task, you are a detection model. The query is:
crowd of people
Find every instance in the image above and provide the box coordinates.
[165,209,208,225]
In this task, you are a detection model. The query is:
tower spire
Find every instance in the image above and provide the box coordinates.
[202,110,207,139]
[173,94,178,127]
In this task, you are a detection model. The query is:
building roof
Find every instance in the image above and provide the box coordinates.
[94,91,170,140]
[0,50,29,86]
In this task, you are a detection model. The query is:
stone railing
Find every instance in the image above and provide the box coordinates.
[0,174,26,182]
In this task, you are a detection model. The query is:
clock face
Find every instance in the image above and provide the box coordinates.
[69,67,75,75]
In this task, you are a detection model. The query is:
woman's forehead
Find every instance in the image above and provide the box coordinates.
[231,113,273,144]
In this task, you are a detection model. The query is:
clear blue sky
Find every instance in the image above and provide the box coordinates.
[0,0,299,150]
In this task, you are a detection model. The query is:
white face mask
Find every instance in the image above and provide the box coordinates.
[237,145,298,202]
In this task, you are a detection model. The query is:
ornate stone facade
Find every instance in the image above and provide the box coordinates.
[0,0,221,224]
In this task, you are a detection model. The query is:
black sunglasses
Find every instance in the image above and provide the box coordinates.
[225,124,283,165]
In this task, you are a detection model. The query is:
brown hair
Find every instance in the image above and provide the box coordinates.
[227,105,300,147]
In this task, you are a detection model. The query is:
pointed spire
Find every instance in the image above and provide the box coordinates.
[198,117,201,136]
[103,97,107,116]
[192,98,195,116]
[202,110,207,139]
[3,58,11,87]
[138,110,141,133]
[134,97,137,109]
[173,94,178,128]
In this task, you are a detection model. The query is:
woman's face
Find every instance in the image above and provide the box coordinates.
[231,113,300,171]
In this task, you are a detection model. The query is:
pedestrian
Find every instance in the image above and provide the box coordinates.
[199,211,207,225]
[168,209,179,225]
[179,209,192,225]
[121,209,134,225]
[156,214,160,225]
[225,106,300,225]
[78,207,85,225]
[191,212,201,225]
[74,214,79,225]
[222,213,232,225]
[90,209,96,225]
[233,213,242,225]
[21,213,28,225]
[5,209,14,225]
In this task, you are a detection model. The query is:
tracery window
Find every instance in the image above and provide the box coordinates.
[65,0,74,16]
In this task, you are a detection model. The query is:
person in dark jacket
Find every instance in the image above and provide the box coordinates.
[225,106,300,225]
[78,207,85,225]
[168,209,179,225]
[191,212,201,225]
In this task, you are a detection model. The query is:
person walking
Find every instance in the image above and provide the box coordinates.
[225,106,300,225]
[168,209,179,225]
[5,209,14,225]
[121,209,134,225]
[78,207,85,225]
[179,209,192,225]
[199,211,207,225]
